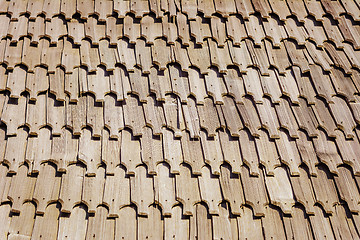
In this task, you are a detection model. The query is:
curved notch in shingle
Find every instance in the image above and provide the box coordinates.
[242,67,264,103]
[208,39,232,73]
[187,67,207,104]
[244,15,265,46]
[204,68,225,104]
[218,129,242,174]
[109,66,128,102]
[59,164,85,214]
[98,39,117,71]
[128,67,149,102]
[135,39,152,74]
[47,94,65,135]
[309,206,333,239]
[76,0,95,19]
[106,16,123,46]
[227,40,253,73]
[329,96,356,139]
[212,202,233,239]
[152,39,172,71]
[116,39,136,72]
[176,12,190,46]
[162,16,177,45]
[226,15,247,46]
[236,96,261,137]
[94,0,113,22]
[86,94,104,136]
[164,205,190,238]
[45,17,66,44]
[256,97,280,138]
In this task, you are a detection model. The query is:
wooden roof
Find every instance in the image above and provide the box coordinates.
[0,0,360,239]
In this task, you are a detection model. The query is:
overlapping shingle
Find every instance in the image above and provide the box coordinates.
[1,0,360,238]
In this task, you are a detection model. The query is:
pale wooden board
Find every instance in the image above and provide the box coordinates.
[82,167,105,212]
[130,165,154,216]
[32,163,61,214]
[58,164,84,213]
[103,166,130,217]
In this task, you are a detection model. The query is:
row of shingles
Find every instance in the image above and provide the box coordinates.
[0,1,358,238]
[2,90,360,216]
[0,91,351,170]
[0,35,358,108]
[0,160,359,239]
[3,0,359,25]
[1,12,360,105]
[0,0,358,217]
[0,9,350,62]
[26,2,360,240]
[0,158,242,239]
[252,0,360,22]
[1,53,360,140]
[0,161,125,239]
[1,76,360,176]
[0,0,149,21]
[0,94,360,234]
[1,11,358,64]
[4,1,359,40]
[0,201,356,239]
[0,163,289,239]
